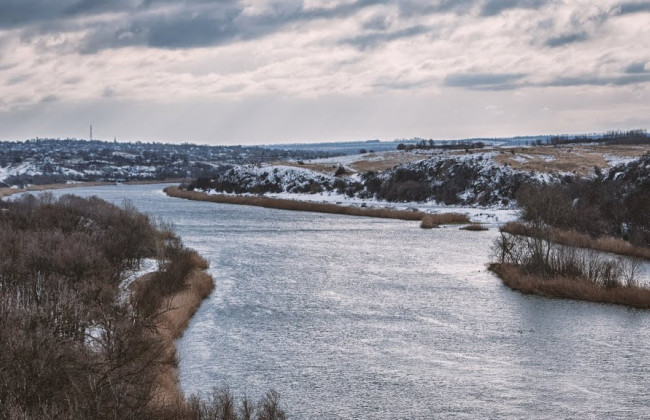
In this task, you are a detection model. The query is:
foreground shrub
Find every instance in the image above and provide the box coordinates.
[187,388,286,420]
[0,194,279,419]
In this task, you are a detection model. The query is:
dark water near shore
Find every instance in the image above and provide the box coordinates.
[43,184,650,419]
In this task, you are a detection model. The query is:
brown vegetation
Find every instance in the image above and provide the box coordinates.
[491,228,648,309]
[460,223,489,231]
[490,263,650,309]
[130,248,215,411]
[0,193,172,418]
[493,144,649,175]
[501,222,650,260]
[420,213,471,229]
[0,193,286,419]
[166,186,470,225]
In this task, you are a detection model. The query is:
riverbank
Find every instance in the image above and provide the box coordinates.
[164,186,471,224]
[131,262,215,412]
[501,222,650,260]
[0,178,186,199]
[489,263,650,309]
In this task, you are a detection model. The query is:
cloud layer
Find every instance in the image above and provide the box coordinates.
[0,0,648,142]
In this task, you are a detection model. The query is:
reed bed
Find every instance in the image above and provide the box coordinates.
[420,213,471,229]
[501,222,650,260]
[489,263,650,309]
[166,186,470,224]
[131,257,215,412]
[460,223,488,231]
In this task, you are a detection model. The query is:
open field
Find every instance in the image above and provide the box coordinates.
[272,151,430,175]
[272,143,649,179]
[493,144,649,175]
[165,186,471,223]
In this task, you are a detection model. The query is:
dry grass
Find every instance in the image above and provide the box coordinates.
[460,223,488,231]
[493,144,649,176]
[132,264,215,413]
[166,186,469,225]
[272,151,428,175]
[158,270,215,339]
[501,222,650,260]
[489,263,650,309]
[420,213,470,229]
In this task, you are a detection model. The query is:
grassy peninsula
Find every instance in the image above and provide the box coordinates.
[164,186,470,225]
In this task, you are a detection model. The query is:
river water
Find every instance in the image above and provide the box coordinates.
[43,184,650,419]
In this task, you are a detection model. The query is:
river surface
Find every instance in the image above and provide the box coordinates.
[42,184,650,419]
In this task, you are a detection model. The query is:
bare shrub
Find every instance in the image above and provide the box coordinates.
[186,388,286,420]
[0,194,227,418]
[490,229,650,308]
[501,222,650,260]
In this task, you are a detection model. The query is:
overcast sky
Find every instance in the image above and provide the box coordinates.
[0,0,648,144]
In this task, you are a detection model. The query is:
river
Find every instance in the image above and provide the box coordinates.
[42,184,650,419]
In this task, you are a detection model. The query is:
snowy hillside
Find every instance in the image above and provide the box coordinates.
[188,144,650,209]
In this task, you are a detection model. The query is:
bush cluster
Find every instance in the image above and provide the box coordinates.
[0,194,286,419]
[516,153,650,247]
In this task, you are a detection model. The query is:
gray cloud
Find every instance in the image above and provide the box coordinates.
[7,74,32,85]
[616,2,650,15]
[73,0,390,52]
[5,0,387,51]
[480,0,548,16]
[625,61,648,73]
[39,94,59,103]
[543,73,650,87]
[372,78,433,90]
[545,32,588,48]
[1,0,563,54]
[0,0,140,29]
[340,25,432,50]
[396,0,476,17]
[443,73,526,90]
[362,14,392,31]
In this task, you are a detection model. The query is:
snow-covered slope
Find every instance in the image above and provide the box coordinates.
[190,148,650,209]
